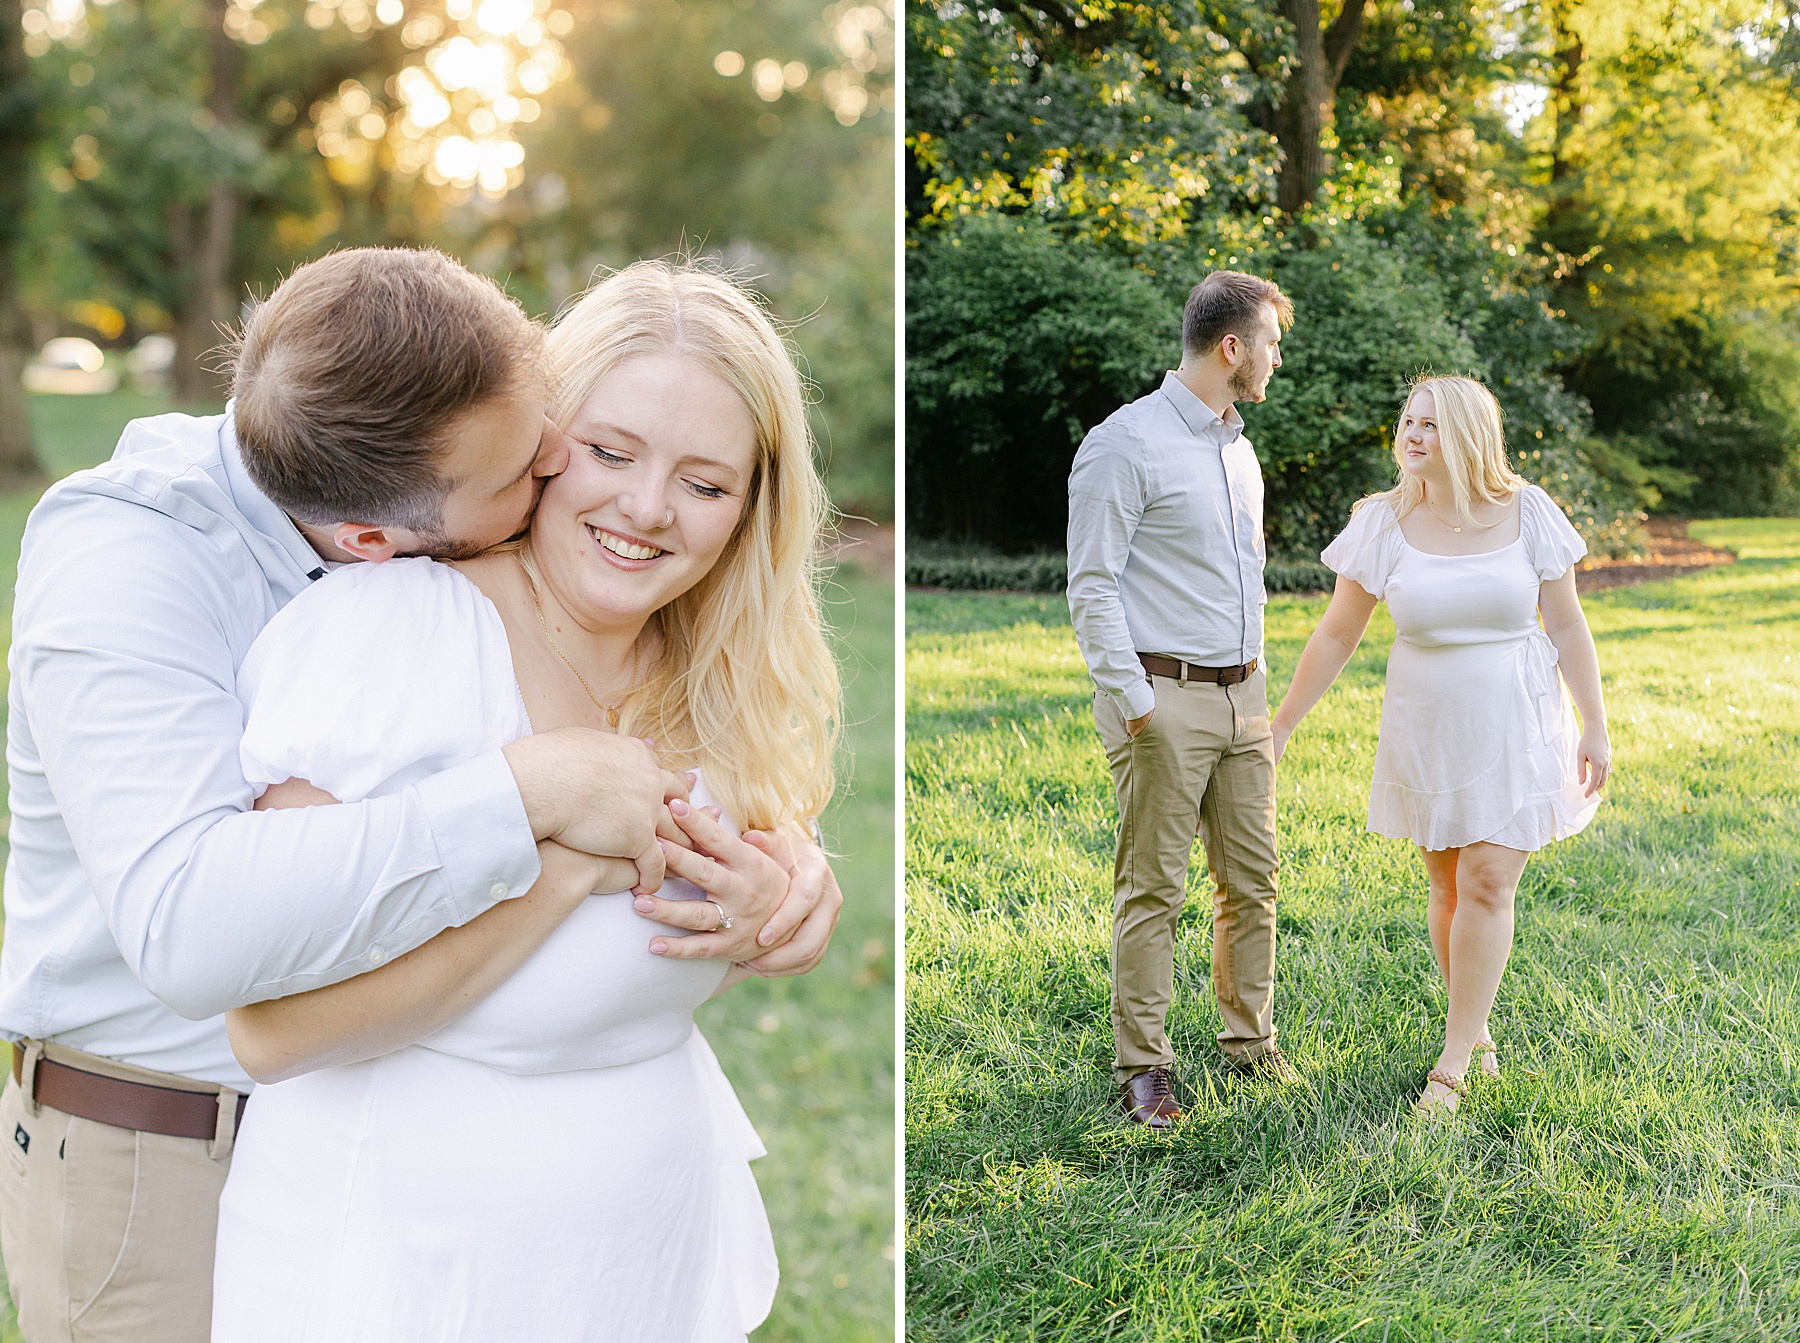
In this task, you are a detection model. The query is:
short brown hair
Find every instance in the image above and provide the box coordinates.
[1181,270,1294,357]
[231,247,543,531]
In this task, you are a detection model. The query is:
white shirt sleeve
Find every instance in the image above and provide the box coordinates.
[1320,498,1401,598]
[1522,485,1588,580]
[11,495,543,1021]
[1067,428,1156,720]
[238,558,530,804]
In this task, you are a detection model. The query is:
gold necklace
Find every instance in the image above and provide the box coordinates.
[517,549,630,729]
[1422,497,1499,535]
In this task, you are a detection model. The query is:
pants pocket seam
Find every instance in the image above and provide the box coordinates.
[68,1126,143,1324]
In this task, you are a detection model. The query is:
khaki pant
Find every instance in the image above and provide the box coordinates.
[1096,668,1280,1083]
[0,1042,234,1343]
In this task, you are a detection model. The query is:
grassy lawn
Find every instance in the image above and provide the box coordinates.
[0,392,894,1341]
[906,522,1800,1342]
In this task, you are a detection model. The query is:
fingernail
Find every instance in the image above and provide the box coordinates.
[758,929,775,946]
[634,897,655,913]
[670,798,689,816]
[642,737,656,750]
[650,940,667,955]
[706,805,722,819]
[685,771,697,787]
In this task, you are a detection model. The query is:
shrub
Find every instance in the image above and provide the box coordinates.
[905,542,1334,594]
[907,210,1644,559]
[905,217,1176,550]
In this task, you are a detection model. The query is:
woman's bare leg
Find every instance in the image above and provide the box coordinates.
[1419,846,1459,985]
[1419,840,1529,1110]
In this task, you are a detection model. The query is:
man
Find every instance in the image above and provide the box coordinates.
[1067,269,1297,1128]
[0,248,840,1341]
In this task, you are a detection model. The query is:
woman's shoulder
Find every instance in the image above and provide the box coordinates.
[263,557,491,643]
[242,556,511,700]
[1514,482,1580,534]
[1512,483,1587,575]
[1340,493,1401,540]
[238,556,527,800]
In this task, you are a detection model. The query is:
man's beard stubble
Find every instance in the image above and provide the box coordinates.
[1228,359,1265,403]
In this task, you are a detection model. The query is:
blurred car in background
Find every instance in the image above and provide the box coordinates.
[23,337,119,395]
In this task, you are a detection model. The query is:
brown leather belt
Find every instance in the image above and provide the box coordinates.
[1138,653,1258,686]
[10,1045,247,1141]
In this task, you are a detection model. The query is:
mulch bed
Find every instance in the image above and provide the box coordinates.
[1574,517,1736,592]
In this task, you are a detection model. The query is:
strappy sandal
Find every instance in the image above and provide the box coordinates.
[1413,1067,1466,1116]
[1472,1037,1499,1078]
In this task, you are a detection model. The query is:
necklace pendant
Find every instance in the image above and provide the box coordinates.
[1454,526,1462,533]
[605,706,621,728]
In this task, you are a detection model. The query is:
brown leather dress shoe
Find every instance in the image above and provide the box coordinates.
[1224,1045,1302,1083]
[1120,1066,1182,1128]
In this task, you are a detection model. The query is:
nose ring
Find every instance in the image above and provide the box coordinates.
[660,510,674,530]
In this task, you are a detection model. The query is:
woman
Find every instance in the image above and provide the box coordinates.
[1270,375,1610,1115]
[210,261,841,1339]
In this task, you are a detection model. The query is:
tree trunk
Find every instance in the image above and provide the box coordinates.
[1548,1,1585,188]
[171,0,240,403]
[1274,0,1329,213]
[1541,0,1589,285]
[0,0,44,483]
[1273,0,1369,215]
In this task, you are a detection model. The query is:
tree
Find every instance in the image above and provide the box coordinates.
[0,0,42,480]
[1530,0,1800,512]
[1268,0,1366,211]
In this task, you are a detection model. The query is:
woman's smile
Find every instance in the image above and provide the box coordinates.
[588,524,669,565]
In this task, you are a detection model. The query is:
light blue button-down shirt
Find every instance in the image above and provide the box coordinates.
[0,411,541,1087]
[1067,372,1267,721]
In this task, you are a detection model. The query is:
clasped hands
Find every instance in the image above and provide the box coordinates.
[523,728,839,978]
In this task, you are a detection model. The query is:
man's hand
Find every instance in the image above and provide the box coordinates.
[502,728,692,894]
[1126,710,1154,739]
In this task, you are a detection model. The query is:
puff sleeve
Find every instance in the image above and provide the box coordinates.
[1520,485,1588,582]
[237,557,531,804]
[1320,498,1405,599]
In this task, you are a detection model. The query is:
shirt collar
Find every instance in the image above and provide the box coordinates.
[1158,371,1245,449]
[219,401,332,580]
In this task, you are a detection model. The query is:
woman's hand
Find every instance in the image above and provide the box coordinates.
[735,828,842,978]
[630,798,792,962]
[1577,725,1612,796]
[1271,719,1293,765]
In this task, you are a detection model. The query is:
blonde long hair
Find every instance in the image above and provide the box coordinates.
[545,260,840,832]
[1358,375,1526,523]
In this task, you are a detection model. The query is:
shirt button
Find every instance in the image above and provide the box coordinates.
[490,883,508,899]
[369,946,386,965]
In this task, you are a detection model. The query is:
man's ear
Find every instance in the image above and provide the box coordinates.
[1216,332,1244,367]
[332,523,405,563]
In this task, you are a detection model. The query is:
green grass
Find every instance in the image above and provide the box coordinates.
[906,524,1800,1341]
[0,394,893,1341]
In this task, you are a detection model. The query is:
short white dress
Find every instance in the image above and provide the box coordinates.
[1320,484,1601,852]
[211,557,777,1343]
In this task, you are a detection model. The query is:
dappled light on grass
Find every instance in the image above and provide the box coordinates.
[906,529,1800,1340]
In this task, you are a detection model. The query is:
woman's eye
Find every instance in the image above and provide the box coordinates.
[687,480,727,500]
[590,444,629,465]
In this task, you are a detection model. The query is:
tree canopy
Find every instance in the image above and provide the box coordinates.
[5,0,895,511]
[906,0,1800,553]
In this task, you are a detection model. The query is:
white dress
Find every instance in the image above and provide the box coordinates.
[211,558,777,1343]
[1320,485,1601,852]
